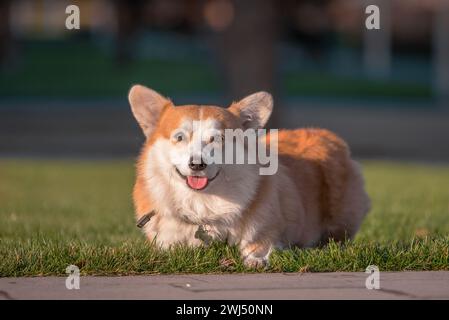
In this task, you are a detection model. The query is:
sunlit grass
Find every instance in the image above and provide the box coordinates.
[0,159,448,276]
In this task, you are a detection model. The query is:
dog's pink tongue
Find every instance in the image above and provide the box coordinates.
[187,176,208,190]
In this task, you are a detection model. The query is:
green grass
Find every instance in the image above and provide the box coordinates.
[0,160,448,276]
[284,73,431,99]
[0,40,431,99]
[0,41,219,98]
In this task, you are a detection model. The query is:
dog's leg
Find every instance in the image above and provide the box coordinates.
[240,241,273,269]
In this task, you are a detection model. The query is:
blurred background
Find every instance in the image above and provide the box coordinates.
[0,0,448,160]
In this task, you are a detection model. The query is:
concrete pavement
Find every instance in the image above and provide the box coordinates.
[1,99,449,161]
[1,272,449,300]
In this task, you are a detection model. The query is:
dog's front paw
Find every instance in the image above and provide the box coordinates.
[243,254,269,269]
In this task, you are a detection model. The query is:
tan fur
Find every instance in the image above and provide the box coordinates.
[129,85,370,268]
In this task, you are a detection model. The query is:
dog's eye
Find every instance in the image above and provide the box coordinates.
[209,136,215,143]
[174,132,186,142]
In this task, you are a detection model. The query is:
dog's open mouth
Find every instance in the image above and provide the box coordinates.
[186,176,209,190]
[175,168,220,191]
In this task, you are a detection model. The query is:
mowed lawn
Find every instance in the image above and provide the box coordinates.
[0,160,448,276]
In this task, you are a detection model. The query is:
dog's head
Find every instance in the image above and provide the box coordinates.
[129,85,273,222]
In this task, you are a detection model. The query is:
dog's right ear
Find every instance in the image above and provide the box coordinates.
[128,85,172,137]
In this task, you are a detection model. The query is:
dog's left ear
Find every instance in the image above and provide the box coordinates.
[229,92,273,129]
[128,85,172,138]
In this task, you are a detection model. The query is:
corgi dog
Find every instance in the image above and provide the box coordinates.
[129,85,370,268]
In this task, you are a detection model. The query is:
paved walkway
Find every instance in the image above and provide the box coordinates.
[1,272,448,299]
[1,100,448,161]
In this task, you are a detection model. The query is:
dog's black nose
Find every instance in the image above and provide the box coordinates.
[189,157,207,171]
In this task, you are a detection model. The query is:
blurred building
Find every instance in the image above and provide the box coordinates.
[1,0,448,101]
[0,0,448,161]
